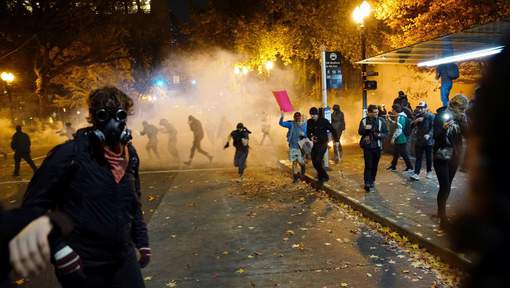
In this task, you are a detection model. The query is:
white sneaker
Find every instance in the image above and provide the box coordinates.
[404,169,414,174]
[410,173,420,181]
[426,171,434,179]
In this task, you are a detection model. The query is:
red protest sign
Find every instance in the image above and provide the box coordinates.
[272,90,294,112]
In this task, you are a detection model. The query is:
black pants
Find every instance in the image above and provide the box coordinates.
[311,142,328,181]
[13,152,37,175]
[190,137,210,159]
[363,148,381,186]
[414,144,433,174]
[390,143,413,170]
[58,252,144,288]
[234,149,248,176]
[434,157,459,219]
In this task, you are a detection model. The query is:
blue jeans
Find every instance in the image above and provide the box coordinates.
[440,82,452,107]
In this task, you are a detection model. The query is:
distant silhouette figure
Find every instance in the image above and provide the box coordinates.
[11,125,37,176]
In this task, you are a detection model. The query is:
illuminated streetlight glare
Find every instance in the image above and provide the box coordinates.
[360,1,371,17]
[241,66,249,75]
[265,60,274,71]
[352,1,371,25]
[1,72,15,83]
[234,66,241,75]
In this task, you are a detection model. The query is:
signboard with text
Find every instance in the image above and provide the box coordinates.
[326,52,342,89]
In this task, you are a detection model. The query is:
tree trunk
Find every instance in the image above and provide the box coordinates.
[34,66,46,117]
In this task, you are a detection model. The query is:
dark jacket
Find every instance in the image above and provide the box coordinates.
[231,128,251,151]
[189,118,204,140]
[10,131,31,154]
[331,110,345,135]
[433,107,466,157]
[412,112,435,146]
[358,116,388,150]
[306,118,338,145]
[22,129,148,266]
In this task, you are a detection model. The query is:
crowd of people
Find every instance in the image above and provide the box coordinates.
[362,90,473,228]
[0,40,505,287]
[274,89,473,230]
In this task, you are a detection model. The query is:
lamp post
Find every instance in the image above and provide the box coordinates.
[1,71,15,122]
[352,1,371,117]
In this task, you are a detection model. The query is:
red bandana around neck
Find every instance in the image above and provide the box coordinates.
[103,145,130,183]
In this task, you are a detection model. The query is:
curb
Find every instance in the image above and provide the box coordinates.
[278,160,472,271]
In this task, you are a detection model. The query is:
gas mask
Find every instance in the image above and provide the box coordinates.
[93,108,132,147]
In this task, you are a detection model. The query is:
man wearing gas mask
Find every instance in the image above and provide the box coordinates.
[433,93,468,228]
[22,87,150,288]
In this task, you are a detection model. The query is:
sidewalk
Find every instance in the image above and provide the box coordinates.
[279,146,472,269]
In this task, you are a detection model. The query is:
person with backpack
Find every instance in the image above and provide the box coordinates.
[387,104,413,172]
[224,123,251,181]
[410,102,435,181]
[359,104,389,192]
[436,63,460,107]
[21,87,150,288]
[279,112,307,182]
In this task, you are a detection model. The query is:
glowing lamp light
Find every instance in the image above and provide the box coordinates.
[155,79,165,87]
[234,66,241,75]
[352,1,371,25]
[417,46,504,67]
[242,66,249,75]
[265,60,274,71]
[1,72,15,83]
[191,79,197,85]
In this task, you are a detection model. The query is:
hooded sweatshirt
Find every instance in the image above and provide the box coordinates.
[392,112,409,144]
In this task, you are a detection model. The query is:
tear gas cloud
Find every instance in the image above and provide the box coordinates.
[0,49,369,170]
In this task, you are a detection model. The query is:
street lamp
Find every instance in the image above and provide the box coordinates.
[1,72,15,83]
[352,1,371,116]
[1,71,15,122]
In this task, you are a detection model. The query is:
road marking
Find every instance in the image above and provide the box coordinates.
[140,166,265,174]
[0,180,30,185]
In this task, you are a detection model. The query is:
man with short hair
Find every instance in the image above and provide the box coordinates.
[359,104,388,192]
[410,102,435,181]
[11,125,37,177]
[279,112,307,182]
[22,86,150,288]
[307,107,338,186]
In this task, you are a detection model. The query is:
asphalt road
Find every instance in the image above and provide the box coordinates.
[0,146,453,287]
